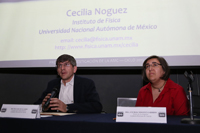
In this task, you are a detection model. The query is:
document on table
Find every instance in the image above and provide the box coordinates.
[40,112,75,117]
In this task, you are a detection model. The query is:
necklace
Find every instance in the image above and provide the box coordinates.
[152,81,166,92]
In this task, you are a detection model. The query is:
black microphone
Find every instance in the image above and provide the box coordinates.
[184,71,194,83]
[43,88,58,110]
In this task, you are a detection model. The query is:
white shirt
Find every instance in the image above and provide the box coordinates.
[59,76,74,104]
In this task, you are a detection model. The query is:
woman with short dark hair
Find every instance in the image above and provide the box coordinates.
[136,55,189,115]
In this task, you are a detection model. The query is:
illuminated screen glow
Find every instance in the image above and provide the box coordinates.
[0,0,200,68]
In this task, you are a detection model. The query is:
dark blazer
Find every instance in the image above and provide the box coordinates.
[35,75,102,113]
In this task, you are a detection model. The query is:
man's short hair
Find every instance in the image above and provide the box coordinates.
[56,54,77,67]
[142,55,170,82]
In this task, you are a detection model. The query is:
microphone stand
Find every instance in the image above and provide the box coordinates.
[181,71,200,124]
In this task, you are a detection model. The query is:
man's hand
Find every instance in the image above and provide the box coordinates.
[42,93,67,112]
[49,98,67,112]
[42,93,52,111]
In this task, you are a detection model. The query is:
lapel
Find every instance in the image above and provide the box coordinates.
[54,78,61,98]
[73,75,80,103]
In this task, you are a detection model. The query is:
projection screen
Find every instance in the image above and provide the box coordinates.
[0,0,200,68]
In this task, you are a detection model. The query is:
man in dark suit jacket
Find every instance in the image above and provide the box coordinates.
[35,54,102,113]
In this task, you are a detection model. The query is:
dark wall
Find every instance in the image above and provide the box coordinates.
[0,67,200,113]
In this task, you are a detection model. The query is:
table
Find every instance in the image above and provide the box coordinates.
[0,113,200,133]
